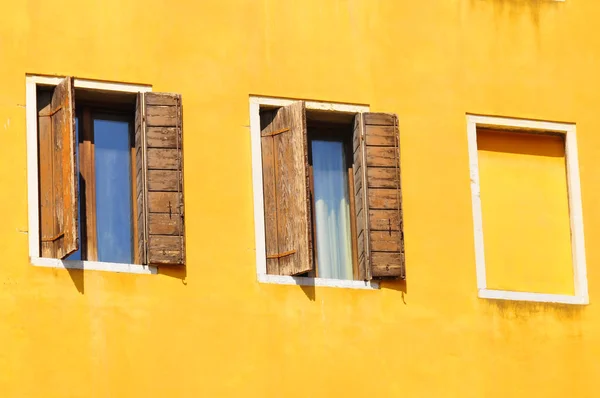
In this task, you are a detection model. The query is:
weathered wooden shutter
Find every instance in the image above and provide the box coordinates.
[260,102,313,275]
[135,92,185,266]
[38,77,79,259]
[353,113,405,279]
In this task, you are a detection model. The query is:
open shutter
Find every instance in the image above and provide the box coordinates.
[38,77,78,259]
[353,113,405,279]
[260,102,313,275]
[135,92,185,266]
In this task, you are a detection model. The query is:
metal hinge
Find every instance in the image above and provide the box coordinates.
[266,249,296,259]
[261,127,290,138]
[38,106,64,118]
[41,232,65,242]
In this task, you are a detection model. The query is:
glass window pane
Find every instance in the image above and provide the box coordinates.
[311,139,353,280]
[94,114,133,264]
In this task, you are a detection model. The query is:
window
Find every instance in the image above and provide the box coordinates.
[253,98,406,284]
[309,122,355,280]
[27,76,187,272]
[39,93,136,263]
[467,115,588,305]
[89,112,135,263]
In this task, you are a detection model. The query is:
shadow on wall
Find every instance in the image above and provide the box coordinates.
[381,279,408,304]
[301,284,315,301]
[62,264,187,295]
[294,277,406,302]
[471,0,563,26]
[67,268,84,294]
[158,266,187,284]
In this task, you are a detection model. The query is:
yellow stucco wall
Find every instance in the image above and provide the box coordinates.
[1,0,599,397]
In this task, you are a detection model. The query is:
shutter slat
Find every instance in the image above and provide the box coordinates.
[148,192,183,213]
[366,147,397,167]
[367,167,398,188]
[369,210,401,232]
[148,213,183,235]
[146,105,178,126]
[354,174,363,197]
[364,125,396,146]
[148,170,181,191]
[357,230,365,261]
[370,231,402,252]
[135,92,186,266]
[352,112,405,279]
[134,93,147,265]
[356,207,364,236]
[147,127,180,148]
[260,102,313,276]
[148,249,184,264]
[363,113,396,125]
[145,94,179,106]
[353,114,371,280]
[368,188,399,210]
[147,148,179,169]
[371,252,404,277]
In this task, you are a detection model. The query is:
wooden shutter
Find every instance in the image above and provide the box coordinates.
[135,92,185,266]
[38,77,79,259]
[353,113,405,279]
[260,102,313,275]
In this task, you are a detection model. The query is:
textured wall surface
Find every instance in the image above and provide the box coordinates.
[0,0,599,396]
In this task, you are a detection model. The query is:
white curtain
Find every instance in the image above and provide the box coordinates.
[312,140,353,280]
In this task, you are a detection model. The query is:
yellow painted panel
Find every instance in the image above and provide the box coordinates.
[478,129,574,294]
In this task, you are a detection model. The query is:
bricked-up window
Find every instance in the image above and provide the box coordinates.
[259,101,405,280]
[36,77,186,266]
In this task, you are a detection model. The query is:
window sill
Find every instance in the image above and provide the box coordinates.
[478,289,588,305]
[30,257,157,275]
[258,273,379,290]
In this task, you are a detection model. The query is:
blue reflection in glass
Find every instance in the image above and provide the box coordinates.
[94,114,133,264]
[66,116,82,261]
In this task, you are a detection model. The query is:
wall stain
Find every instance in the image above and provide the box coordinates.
[485,298,584,322]
[470,0,563,27]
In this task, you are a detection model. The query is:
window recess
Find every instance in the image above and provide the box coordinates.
[258,101,405,281]
[34,76,186,267]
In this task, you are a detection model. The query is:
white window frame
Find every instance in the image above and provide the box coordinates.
[250,95,379,290]
[467,114,588,305]
[26,75,156,275]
